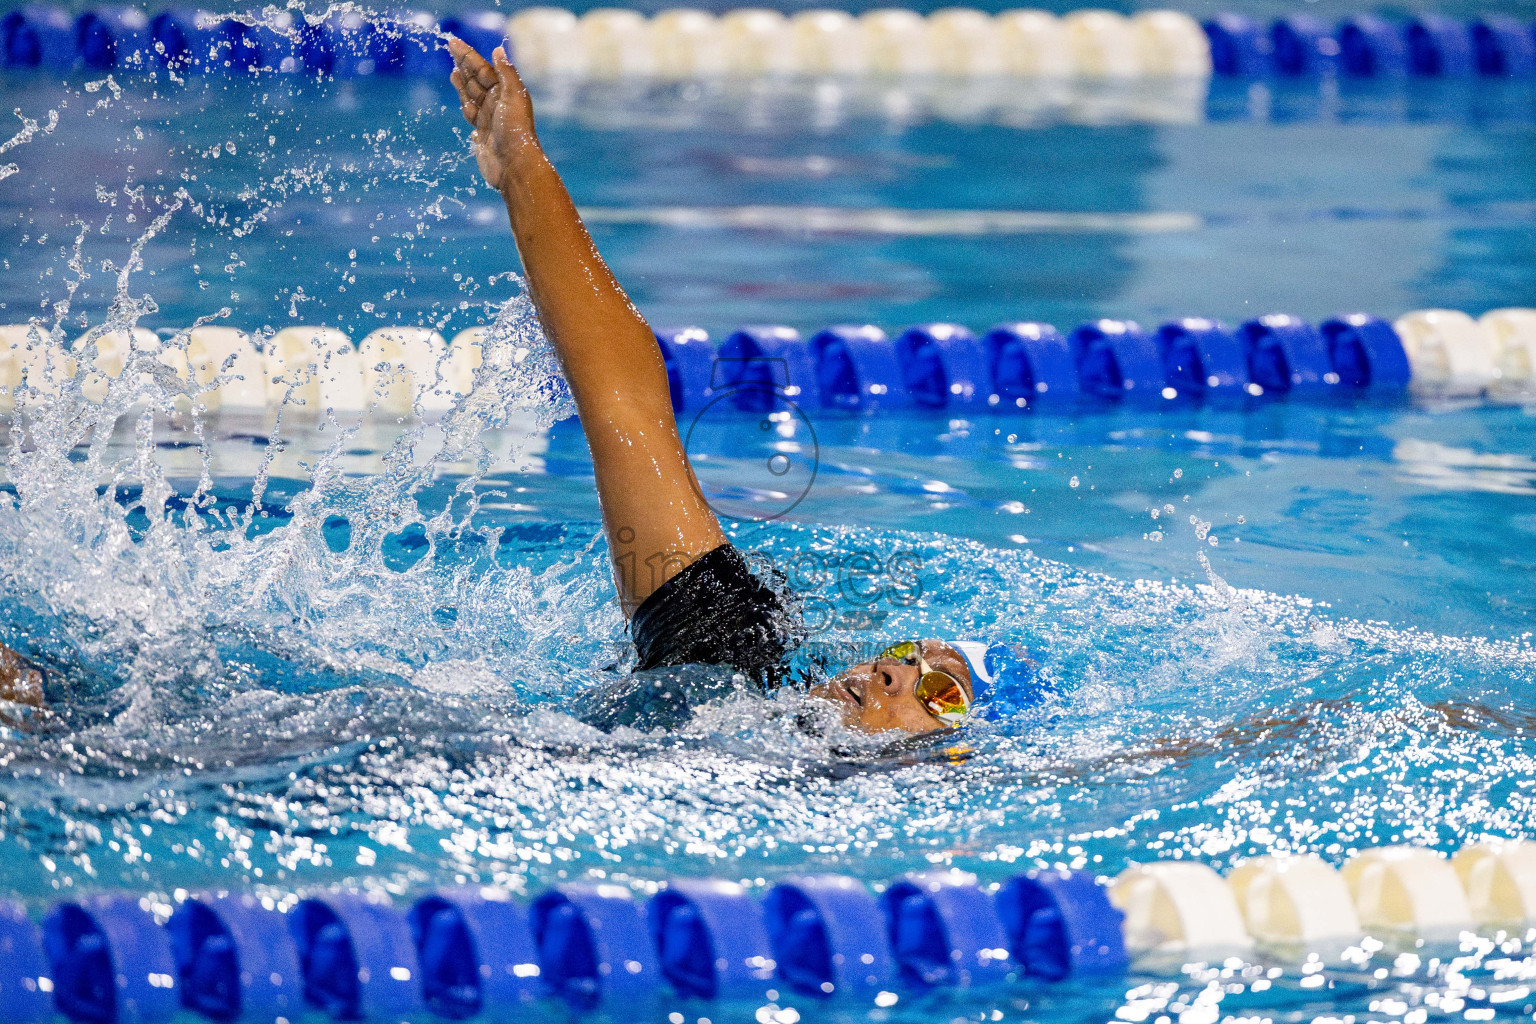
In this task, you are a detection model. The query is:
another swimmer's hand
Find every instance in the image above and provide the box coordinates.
[448,37,540,195]
[0,645,45,731]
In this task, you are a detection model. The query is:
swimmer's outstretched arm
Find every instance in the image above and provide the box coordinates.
[448,39,726,615]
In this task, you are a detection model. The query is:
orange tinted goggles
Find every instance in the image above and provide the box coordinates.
[879,640,971,726]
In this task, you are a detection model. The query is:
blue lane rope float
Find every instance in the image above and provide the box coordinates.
[893,323,987,409]
[1337,15,1409,77]
[1320,313,1413,390]
[879,872,1012,989]
[4,6,1536,82]
[1266,14,1338,77]
[73,7,151,71]
[289,895,422,1021]
[1155,317,1248,402]
[0,902,52,1024]
[715,326,813,413]
[1405,16,1477,77]
[1,5,74,70]
[42,897,179,1024]
[407,888,542,1019]
[996,869,1129,980]
[808,324,904,412]
[1470,17,1536,77]
[6,845,1536,1021]
[981,322,1079,408]
[1202,13,1265,78]
[166,894,302,1024]
[529,885,658,1011]
[1238,314,1336,396]
[647,878,776,1000]
[1069,319,1164,402]
[761,875,895,998]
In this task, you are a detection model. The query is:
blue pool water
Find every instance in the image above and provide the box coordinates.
[3,35,1536,1024]
[3,73,1536,335]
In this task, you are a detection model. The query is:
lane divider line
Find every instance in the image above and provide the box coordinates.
[6,308,1532,420]
[3,843,1533,1021]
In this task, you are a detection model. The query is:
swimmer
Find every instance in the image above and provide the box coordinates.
[446,38,979,736]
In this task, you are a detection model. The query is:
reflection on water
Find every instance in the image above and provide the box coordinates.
[530,73,1213,129]
[1392,438,1536,496]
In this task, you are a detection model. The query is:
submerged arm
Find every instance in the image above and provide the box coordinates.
[448,39,725,615]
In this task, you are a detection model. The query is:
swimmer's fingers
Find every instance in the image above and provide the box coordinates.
[490,45,537,141]
[454,42,533,128]
[472,77,499,129]
[450,69,481,126]
[451,61,493,106]
[448,36,499,93]
[491,45,531,108]
[469,81,502,155]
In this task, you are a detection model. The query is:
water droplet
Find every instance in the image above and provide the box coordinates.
[1069,476,1080,488]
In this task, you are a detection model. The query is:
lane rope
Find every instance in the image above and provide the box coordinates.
[4,7,1534,81]
[4,309,1531,419]
[4,842,1533,1020]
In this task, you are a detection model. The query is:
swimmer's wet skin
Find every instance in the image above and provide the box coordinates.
[0,646,45,729]
[447,38,970,737]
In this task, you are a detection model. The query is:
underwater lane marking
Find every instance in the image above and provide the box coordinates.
[576,205,1203,236]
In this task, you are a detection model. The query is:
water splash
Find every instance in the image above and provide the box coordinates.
[1,168,585,732]
[0,108,60,182]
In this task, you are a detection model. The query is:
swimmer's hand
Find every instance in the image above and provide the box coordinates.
[0,645,46,730]
[448,37,539,195]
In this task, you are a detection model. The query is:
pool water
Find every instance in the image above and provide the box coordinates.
[4,73,1536,335]
[3,40,1536,1024]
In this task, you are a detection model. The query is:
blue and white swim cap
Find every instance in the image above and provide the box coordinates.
[950,639,1045,715]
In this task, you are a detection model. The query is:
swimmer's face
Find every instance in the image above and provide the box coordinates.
[806,639,974,735]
